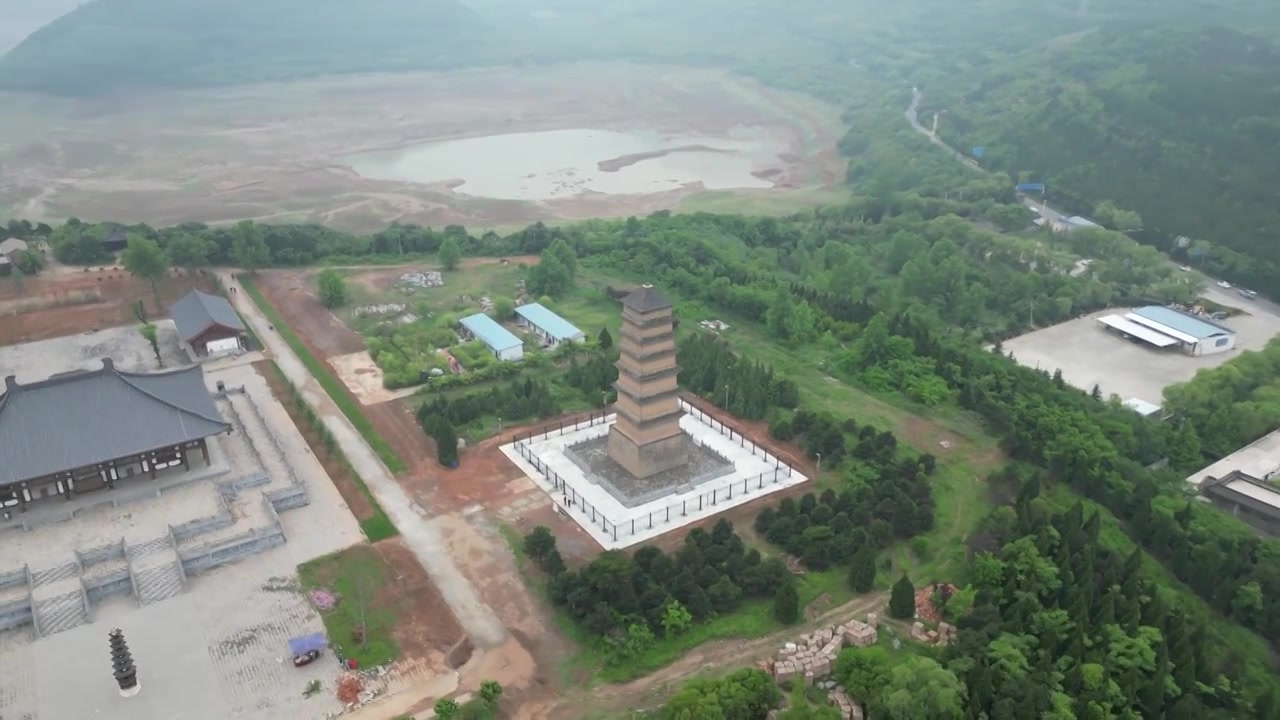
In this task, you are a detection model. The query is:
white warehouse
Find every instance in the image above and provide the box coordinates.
[1096,305,1236,357]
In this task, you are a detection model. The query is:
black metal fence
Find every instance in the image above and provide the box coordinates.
[511,400,799,544]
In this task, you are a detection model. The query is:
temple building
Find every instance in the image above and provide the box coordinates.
[0,359,229,512]
[607,285,689,478]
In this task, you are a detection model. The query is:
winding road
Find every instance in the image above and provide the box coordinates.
[905,86,1070,226]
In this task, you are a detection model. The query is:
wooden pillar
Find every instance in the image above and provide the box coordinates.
[149,454,158,480]
[182,445,191,471]
[201,438,211,466]
[106,464,116,490]
[62,474,73,501]
[18,484,27,513]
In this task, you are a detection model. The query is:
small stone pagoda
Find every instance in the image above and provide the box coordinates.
[607,285,689,478]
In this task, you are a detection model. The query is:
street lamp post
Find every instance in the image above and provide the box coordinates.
[498,416,503,433]
[723,383,731,409]
[815,452,822,477]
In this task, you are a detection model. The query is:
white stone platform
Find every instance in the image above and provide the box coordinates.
[501,401,808,549]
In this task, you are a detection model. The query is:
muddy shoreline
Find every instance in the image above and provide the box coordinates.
[596,144,730,172]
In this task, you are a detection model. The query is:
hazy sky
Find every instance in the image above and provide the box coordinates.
[0,0,85,53]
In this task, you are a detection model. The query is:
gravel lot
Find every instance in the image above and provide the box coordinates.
[1002,287,1280,404]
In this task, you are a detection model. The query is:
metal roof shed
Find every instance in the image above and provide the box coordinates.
[1131,306,1234,339]
[515,303,584,344]
[1096,315,1178,348]
[459,313,523,361]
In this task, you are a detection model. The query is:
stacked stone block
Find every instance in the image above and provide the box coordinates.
[770,617,879,687]
[829,689,864,720]
[910,620,956,647]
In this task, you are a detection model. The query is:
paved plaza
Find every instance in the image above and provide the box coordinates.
[502,400,808,550]
[0,321,187,382]
[0,330,364,720]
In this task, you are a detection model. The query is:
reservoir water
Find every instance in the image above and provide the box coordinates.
[343,127,778,200]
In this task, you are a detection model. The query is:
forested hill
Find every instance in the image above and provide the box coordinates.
[0,0,492,94]
[932,23,1280,290]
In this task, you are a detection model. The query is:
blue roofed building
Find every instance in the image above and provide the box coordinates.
[458,313,524,361]
[514,303,585,347]
[1096,305,1236,356]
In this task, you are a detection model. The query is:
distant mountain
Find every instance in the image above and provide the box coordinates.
[0,0,85,54]
[0,0,493,95]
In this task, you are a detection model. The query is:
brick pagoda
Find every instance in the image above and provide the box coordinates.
[607,284,689,478]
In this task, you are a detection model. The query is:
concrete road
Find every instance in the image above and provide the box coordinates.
[222,272,508,649]
[905,87,984,171]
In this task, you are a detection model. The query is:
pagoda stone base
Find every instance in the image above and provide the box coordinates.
[607,427,689,479]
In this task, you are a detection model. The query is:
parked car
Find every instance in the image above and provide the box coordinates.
[1218,280,1233,288]
[1238,288,1258,299]
[1179,265,1191,272]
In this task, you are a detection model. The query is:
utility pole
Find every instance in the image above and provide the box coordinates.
[1028,298,1035,327]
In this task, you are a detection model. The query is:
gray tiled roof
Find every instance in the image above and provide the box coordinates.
[170,290,245,343]
[621,285,672,313]
[0,359,229,487]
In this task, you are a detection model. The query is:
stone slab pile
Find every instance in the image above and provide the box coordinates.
[829,689,863,720]
[910,620,956,647]
[771,615,880,687]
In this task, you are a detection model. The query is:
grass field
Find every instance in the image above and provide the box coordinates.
[239,273,406,473]
[298,545,399,667]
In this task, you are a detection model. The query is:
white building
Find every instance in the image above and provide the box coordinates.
[514,302,585,347]
[1187,428,1280,536]
[458,313,524,362]
[1051,215,1101,233]
[1096,305,1236,357]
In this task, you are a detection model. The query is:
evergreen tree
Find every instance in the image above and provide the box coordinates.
[432,418,459,466]
[597,326,613,350]
[888,572,916,619]
[774,581,800,624]
[438,235,461,270]
[848,548,877,593]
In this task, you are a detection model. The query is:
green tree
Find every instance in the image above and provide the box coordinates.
[426,416,459,466]
[522,526,556,564]
[597,326,613,350]
[1167,420,1203,470]
[874,656,966,720]
[490,295,514,320]
[231,220,270,272]
[166,233,212,273]
[526,254,571,297]
[773,581,800,624]
[477,680,502,708]
[121,235,169,311]
[138,323,161,366]
[661,668,780,720]
[888,572,915,620]
[433,698,459,719]
[13,248,42,275]
[316,268,348,308]
[611,622,655,662]
[547,237,578,279]
[439,236,461,270]
[661,599,693,637]
[848,548,877,593]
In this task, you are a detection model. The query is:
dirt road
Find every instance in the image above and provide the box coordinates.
[551,592,889,717]
[225,272,508,650]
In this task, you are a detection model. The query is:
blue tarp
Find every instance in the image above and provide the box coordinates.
[289,633,327,655]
